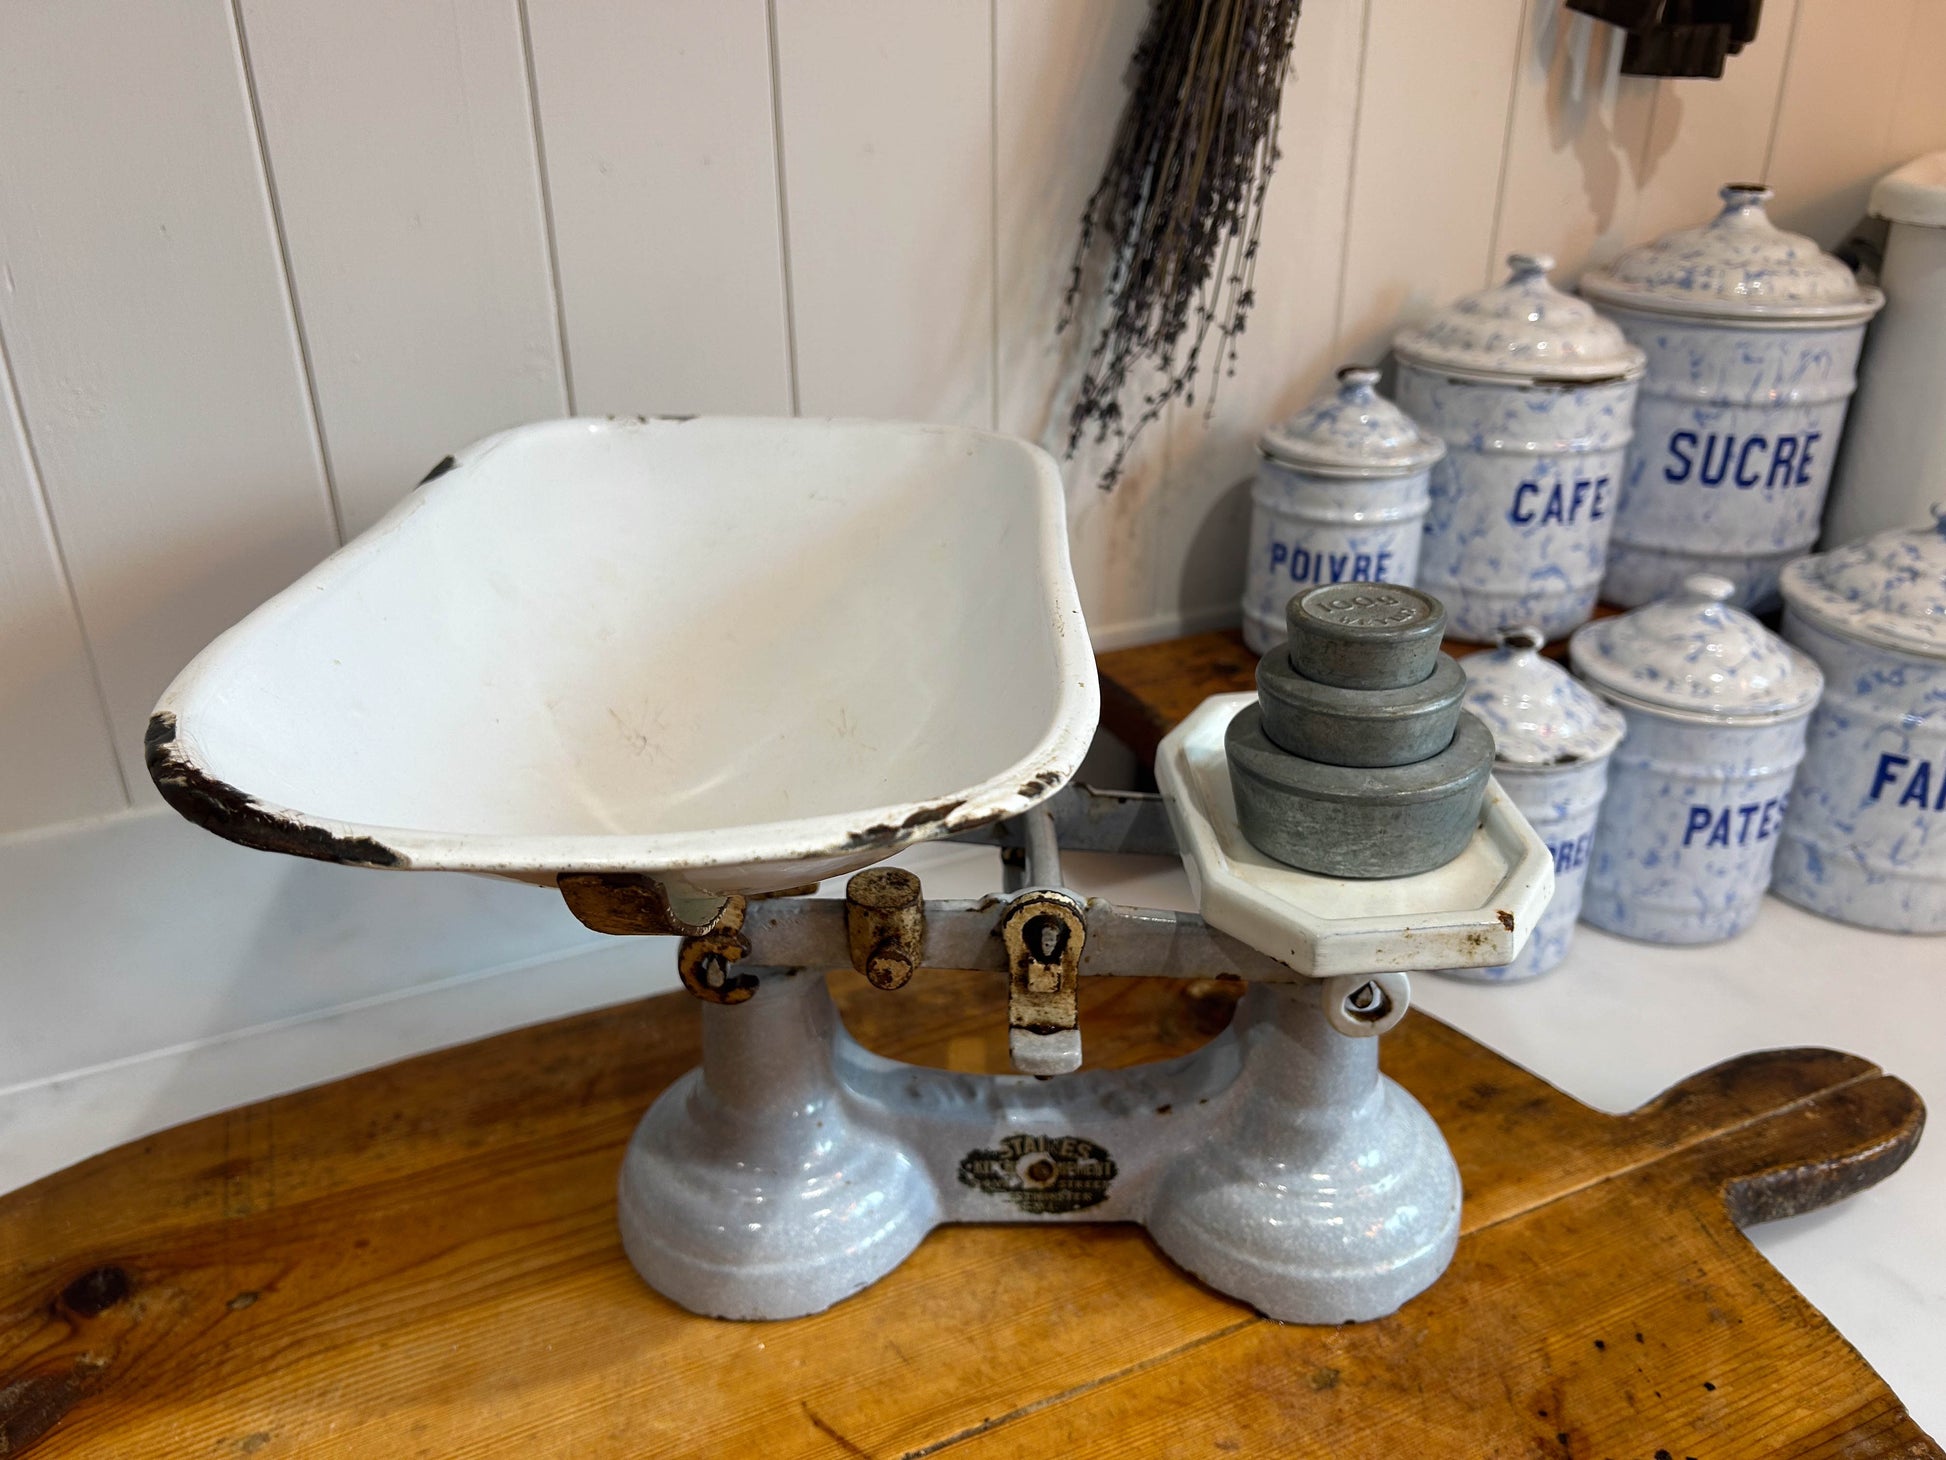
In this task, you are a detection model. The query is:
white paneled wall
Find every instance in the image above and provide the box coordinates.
[4,0,1946,837]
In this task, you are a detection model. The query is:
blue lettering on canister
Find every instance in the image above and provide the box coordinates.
[1267,542,1401,588]
[1663,429,1822,489]
[1549,831,1593,873]
[1868,752,1946,811]
[1682,793,1791,847]
[1508,476,1610,527]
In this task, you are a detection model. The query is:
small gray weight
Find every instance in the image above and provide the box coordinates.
[1286,583,1446,690]
[1257,648,1466,769]
[1225,706,1493,878]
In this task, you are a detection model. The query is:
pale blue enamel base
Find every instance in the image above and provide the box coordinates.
[1772,610,1946,934]
[1397,365,1637,644]
[1601,312,1866,613]
[1582,709,1808,945]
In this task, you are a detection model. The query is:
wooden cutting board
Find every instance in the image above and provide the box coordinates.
[0,969,1930,1457]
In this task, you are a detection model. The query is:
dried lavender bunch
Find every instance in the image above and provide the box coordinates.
[1060,0,1302,488]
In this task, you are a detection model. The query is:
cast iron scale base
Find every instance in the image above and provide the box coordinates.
[564,755,1547,1325]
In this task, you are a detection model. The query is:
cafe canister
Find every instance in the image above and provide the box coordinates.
[1242,367,1442,653]
[1771,512,1946,932]
[1435,628,1626,981]
[1395,254,1644,644]
[1581,184,1885,612]
[1569,574,1823,944]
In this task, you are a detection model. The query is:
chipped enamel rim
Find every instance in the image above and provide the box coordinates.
[147,417,1100,893]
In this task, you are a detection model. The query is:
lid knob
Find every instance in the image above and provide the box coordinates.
[1681,573,1737,605]
[1506,252,1556,283]
[1335,365,1382,401]
[1715,183,1776,224]
[1494,624,1548,653]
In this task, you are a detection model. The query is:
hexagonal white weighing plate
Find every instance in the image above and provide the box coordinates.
[1156,693,1553,978]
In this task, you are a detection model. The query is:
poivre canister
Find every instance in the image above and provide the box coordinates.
[1581,185,1884,611]
[1569,575,1823,945]
[1395,253,1644,644]
[1772,513,1946,931]
[1242,367,1441,653]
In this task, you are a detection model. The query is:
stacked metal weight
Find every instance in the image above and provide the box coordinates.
[1227,583,1495,878]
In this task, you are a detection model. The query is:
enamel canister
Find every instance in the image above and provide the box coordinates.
[1569,574,1823,944]
[1242,367,1442,653]
[1771,513,1946,931]
[1395,253,1644,644]
[1436,628,1626,980]
[1581,184,1885,612]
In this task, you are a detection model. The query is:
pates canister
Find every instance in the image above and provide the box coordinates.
[1772,514,1946,932]
[1436,628,1626,980]
[1569,575,1823,945]
[1395,253,1644,644]
[1242,367,1442,654]
[1581,185,1885,612]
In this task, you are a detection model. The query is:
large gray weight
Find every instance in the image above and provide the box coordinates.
[1225,706,1493,878]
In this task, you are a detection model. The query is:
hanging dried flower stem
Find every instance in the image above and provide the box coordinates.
[1060,0,1303,488]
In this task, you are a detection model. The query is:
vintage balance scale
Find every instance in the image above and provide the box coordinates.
[146,418,1551,1326]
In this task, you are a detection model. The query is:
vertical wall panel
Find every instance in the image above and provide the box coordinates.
[775,0,993,426]
[1336,0,1527,366]
[526,0,791,418]
[0,1,338,792]
[1488,3,1660,280]
[0,343,125,831]
[1154,0,1370,631]
[1631,0,1802,243]
[995,0,1163,643]
[1767,0,1926,246]
[239,0,568,538]
[1887,0,1946,169]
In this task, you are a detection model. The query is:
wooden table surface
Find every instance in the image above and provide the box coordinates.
[0,968,1931,1458]
[0,629,1931,1458]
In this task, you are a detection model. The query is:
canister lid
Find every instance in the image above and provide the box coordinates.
[1258,366,1446,476]
[1779,509,1946,658]
[1580,184,1884,323]
[1392,253,1646,385]
[1567,574,1824,723]
[1461,627,1626,766]
[1871,152,1946,228]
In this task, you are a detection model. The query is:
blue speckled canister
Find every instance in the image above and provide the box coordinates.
[1395,254,1644,644]
[1582,185,1884,614]
[1242,368,1442,654]
[1570,575,1823,945]
[1772,515,1946,932]
[1436,628,1626,981]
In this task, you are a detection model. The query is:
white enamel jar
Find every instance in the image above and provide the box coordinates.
[1582,185,1885,613]
[1570,574,1823,945]
[1772,514,1946,931]
[1242,367,1442,653]
[1395,253,1645,645]
[1436,628,1626,981]
[1825,153,1946,547]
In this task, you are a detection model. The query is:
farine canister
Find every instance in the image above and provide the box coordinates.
[1569,574,1823,944]
[1581,184,1885,611]
[1395,254,1644,644]
[1242,367,1442,654]
[1437,628,1626,980]
[1772,512,1946,931]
